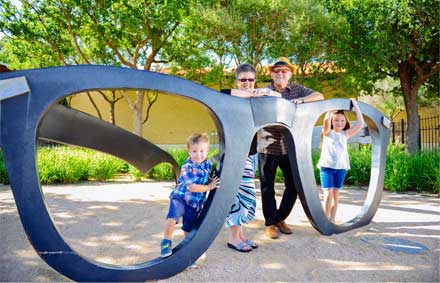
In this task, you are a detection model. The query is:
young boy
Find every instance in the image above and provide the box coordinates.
[160,133,220,258]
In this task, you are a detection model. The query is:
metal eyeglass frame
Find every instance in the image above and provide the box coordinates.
[0,65,390,282]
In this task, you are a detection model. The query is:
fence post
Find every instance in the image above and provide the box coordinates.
[392,122,395,144]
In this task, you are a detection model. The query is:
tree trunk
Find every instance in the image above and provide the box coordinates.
[402,89,420,154]
[109,103,115,125]
[399,62,420,154]
[133,91,145,136]
[108,90,117,125]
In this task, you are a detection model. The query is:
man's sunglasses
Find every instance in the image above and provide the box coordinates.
[237,78,255,82]
[272,68,291,74]
[0,66,390,282]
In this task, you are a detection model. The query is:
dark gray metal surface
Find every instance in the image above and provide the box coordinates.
[0,65,390,282]
[39,104,179,178]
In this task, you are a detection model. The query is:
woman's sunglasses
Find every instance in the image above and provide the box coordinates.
[238,78,255,82]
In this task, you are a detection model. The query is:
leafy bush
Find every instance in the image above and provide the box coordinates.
[127,148,190,181]
[37,146,90,184]
[286,147,371,186]
[384,145,411,192]
[272,153,320,183]
[345,145,372,185]
[0,145,438,193]
[36,146,126,184]
[312,151,321,184]
[0,150,9,185]
[128,165,144,182]
[131,148,221,181]
[385,145,440,193]
[88,154,125,181]
[146,163,175,181]
[313,144,439,193]
[170,148,190,166]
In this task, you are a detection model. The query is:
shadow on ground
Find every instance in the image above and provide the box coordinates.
[0,182,438,282]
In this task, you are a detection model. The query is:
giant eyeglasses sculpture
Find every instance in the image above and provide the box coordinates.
[0,66,390,282]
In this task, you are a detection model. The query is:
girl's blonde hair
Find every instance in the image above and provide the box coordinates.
[331,110,351,131]
[186,133,210,149]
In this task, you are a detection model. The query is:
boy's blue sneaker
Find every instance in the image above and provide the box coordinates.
[160,239,172,258]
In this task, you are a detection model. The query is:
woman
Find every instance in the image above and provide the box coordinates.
[221,63,280,252]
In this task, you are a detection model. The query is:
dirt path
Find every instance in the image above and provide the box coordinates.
[0,182,438,282]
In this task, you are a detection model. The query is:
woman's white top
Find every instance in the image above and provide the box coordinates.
[317,130,350,170]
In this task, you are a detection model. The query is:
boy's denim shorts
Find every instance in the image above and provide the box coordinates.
[166,197,198,232]
[319,167,347,190]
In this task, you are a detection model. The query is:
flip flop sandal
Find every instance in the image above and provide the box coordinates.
[227,242,252,252]
[244,239,258,249]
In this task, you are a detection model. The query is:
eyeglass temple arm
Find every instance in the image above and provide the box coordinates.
[0,77,29,101]
[38,104,180,180]
[0,77,31,147]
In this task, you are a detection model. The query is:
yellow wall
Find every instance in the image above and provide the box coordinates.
[70,87,438,145]
[70,90,218,144]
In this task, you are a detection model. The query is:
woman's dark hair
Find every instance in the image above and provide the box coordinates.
[235,63,256,79]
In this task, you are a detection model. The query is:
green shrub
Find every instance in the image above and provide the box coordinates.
[146,163,175,181]
[127,148,189,181]
[312,146,372,186]
[128,165,144,181]
[384,145,440,192]
[0,150,9,185]
[88,154,125,181]
[136,148,220,181]
[384,145,411,192]
[345,145,372,185]
[259,152,320,184]
[36,146,127,184]
[406,150,440,193]
[312,151,320,184]
[170,148,190,166]
[37,146,90,184]
[0,145,438,193]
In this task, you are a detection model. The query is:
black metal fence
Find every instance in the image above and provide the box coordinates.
[391,115,440,151]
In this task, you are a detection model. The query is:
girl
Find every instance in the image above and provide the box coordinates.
[317,98,365,222]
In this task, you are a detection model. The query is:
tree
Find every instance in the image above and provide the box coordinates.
[326,0,440,153]
[224,0,291,68]
[182,0,290,79]
[78,90,123,125]
[361,77,406,121]
[0,0,195,136]
[270,0,347,83]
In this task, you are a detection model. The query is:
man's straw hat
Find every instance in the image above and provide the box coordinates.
[269,57,295,72]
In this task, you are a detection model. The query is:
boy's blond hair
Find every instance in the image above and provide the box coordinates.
[186,133,210,149]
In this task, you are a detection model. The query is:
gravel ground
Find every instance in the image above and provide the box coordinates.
[0,181,439,282]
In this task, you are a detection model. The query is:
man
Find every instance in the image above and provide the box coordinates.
[258,57,324,239]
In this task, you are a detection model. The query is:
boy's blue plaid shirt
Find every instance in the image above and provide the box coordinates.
[170,158,212,210]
